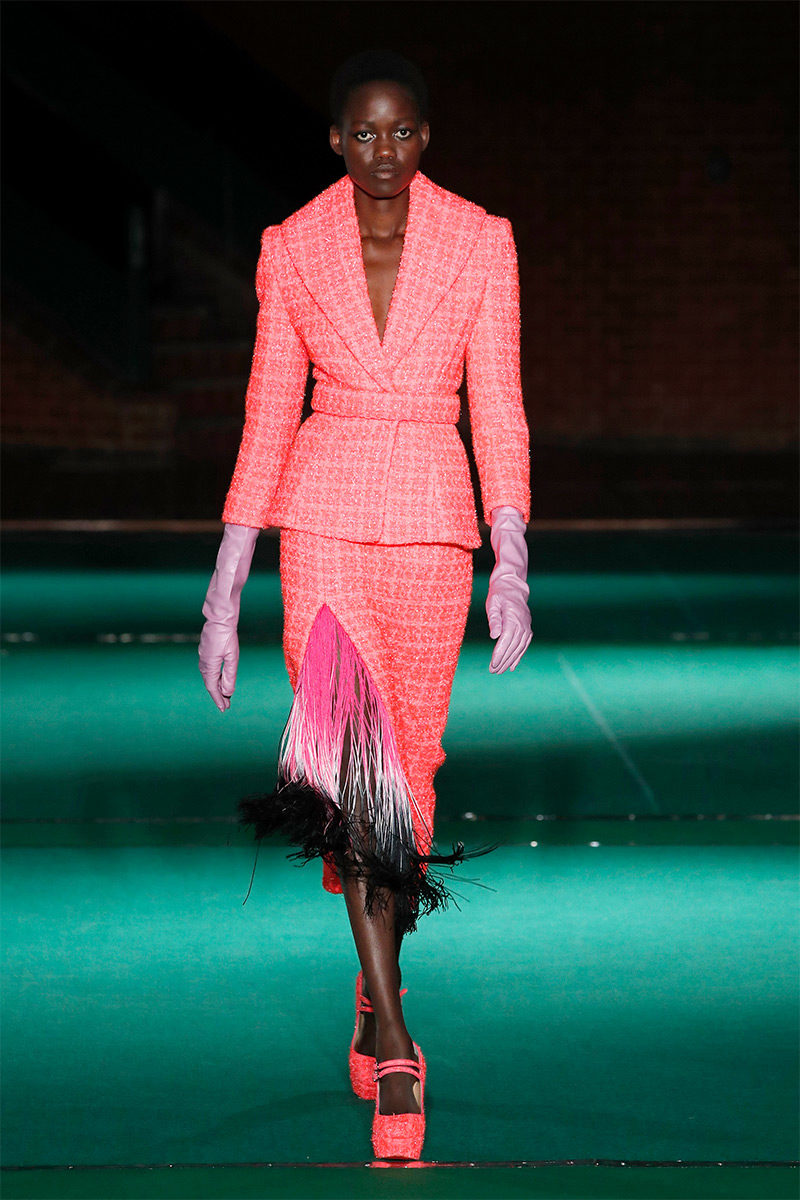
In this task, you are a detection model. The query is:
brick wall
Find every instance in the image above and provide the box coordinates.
[2,322,175,455]
[197,1,798,452]
[426,51,797,452]
[3,3,796,520]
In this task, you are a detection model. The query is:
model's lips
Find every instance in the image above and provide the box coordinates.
[371,165,400,177]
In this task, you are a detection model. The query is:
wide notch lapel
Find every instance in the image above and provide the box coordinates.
[280,175,390,387]
[380,172,487,367]
[280,172,487,382]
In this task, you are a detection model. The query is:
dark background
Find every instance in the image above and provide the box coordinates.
[2,0,797,523]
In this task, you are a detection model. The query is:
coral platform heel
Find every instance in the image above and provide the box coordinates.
[371,1045,426,1160]
[349,970,407,1100]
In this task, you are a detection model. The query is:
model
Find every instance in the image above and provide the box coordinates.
[199,50,532,1160]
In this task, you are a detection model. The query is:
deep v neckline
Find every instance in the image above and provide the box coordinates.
[279,171,488,384]
[346,173,418,350]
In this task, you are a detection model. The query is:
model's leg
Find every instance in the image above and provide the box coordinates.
[340,871,419,1115]
[347,542,473,1114]
[336,674,417,1115]
[273,533,470,1118]
[352,922,404,1059]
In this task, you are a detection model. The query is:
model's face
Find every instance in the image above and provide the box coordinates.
[329,80,430,199]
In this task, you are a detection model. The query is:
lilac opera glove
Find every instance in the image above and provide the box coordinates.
[199,523,260,711]
[486,505,533,674]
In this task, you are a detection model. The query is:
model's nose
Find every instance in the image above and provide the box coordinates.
[374,136,395,160]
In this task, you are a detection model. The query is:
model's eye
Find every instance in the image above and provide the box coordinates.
[353,130,374,143]
[395,127,414,139]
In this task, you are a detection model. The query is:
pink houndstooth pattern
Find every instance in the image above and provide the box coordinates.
[221,171,530,546]
[278,530,473,894]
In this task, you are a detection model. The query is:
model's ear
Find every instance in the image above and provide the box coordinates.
[419,122,431,153]
[329,125,344,156]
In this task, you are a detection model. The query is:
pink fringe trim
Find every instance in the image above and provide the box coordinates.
[236,600,483,932]
[279,604,424,862]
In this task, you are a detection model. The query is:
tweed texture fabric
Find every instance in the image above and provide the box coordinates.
[278,530,473,901]
[221,171,530,546]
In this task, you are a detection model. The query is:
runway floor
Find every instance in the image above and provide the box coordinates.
[2,528,798,1199]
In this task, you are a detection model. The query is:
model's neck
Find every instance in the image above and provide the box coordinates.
[353,184,410,241]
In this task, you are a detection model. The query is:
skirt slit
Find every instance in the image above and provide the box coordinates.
[237,530,475,936]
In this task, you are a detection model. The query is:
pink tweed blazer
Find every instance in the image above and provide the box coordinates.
[222,170,530,548]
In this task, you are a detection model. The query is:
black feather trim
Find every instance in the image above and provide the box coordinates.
[237,779,497,937]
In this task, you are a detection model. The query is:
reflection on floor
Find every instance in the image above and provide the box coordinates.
[2,530,797,1193]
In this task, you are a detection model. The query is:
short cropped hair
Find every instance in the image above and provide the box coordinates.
[329,50,429,125]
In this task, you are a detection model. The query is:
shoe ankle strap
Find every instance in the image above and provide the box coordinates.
[359,986,407,1014]
[373,1057,421,1082]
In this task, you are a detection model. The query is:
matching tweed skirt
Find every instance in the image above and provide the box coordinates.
[238,528,474,936]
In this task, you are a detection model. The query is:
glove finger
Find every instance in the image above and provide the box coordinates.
[491,640,517,674]
[508,629,534,672]
[486,595,503,640]
[506,625,532,672]
[205,681,228,712]
[219,639,239,700]
[492,618,529,674]
[490,620,517,672]
[199,658,229,712]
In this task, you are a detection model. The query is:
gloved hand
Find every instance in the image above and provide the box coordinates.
[486,505,533,674]
[199,523,260,711]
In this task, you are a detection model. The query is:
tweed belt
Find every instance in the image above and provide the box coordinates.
[311,383,460,424]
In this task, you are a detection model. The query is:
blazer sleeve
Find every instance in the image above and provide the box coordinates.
[221,226,309,527]
[464,216,531,525]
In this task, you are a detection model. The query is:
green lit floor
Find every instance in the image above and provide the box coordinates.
[1,530,798,1199]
